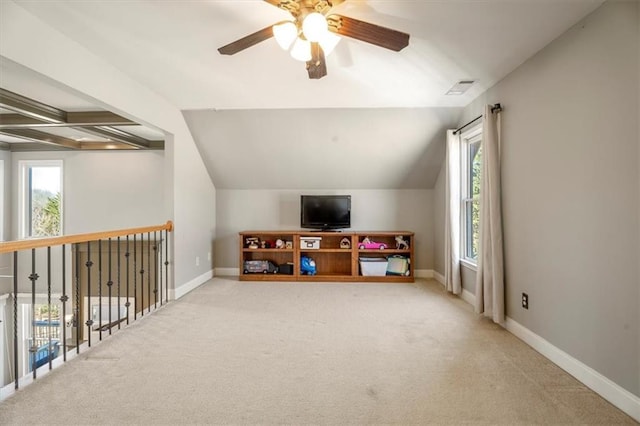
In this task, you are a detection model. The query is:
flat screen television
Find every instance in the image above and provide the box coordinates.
[300,195,351,230]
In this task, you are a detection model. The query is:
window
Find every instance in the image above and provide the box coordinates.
[461,126,482,264]
[19,160,63,238]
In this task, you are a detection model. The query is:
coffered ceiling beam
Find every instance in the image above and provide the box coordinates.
[7,141,165,152]
[0,129,80,149]
[78,126,151,149]
[0,111,136,129]
[0,88,67,124]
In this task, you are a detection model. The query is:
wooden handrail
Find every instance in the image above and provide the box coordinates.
[0,221,173,254]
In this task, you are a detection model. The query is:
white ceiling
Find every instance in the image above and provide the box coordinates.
[13,0,604,110]
[1,0,605,188]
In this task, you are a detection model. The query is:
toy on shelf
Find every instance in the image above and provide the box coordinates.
[245,237,260,249]
[275,239,285,249]
[340,237,351,249]
[358,237,387,250]
[395,235,409,250]
[300,256,317,275]
[243,260,278,274]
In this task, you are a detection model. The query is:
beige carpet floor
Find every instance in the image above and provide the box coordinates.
[0,278,636,425]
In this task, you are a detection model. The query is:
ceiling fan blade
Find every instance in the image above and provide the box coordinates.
[328,14,409,52]
[306,42,327,79]
[218,26,274,55]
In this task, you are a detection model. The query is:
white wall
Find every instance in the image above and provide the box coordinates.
[0,150,10,241]
[435,1,639,398]
[0,151,11,291]
[0,1,216,294]
[0,150,164,295]
[216,189,434,271]
[10,151,166,234]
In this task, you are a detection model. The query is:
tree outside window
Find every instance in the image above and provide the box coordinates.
[21,161,62,238]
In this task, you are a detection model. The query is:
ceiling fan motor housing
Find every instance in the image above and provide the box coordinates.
[278,0,334,19]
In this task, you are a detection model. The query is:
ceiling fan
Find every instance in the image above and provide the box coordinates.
[217,0,410,79]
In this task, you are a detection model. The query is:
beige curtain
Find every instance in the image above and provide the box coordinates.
[444,130,462,295]
[474,105,504,323]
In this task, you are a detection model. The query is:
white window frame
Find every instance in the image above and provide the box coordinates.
[18,160,64,239]
[460,125,482,267]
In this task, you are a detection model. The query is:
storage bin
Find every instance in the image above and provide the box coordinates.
[300,236,322,249]
[387,255,410,276]
[359,257,388,276]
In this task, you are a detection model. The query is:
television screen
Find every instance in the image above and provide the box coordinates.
[300,195,351,230]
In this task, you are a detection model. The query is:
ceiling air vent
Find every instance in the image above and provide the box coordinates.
[446,80,475,95]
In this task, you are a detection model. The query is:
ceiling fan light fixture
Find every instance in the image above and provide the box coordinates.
[290,37,312,61]
[319,31,341,56]
[302,12,328,42]
[273,21,298,50]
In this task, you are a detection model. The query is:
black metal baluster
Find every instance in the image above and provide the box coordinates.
[98,240,102,341]
[86,242,93,348]
[164,229,169,304]
[108,238,113,335]
[140,234,145,317]
[153,231,158,310]
[117,236,121,330]
[47,246,52,370]
[125,236,130,325]
[147,232,151,314]
[61,244,67,361]
[13,251,18,390]
[159,232,163,306]
[74,244,80,354]
[29,249,38,379]
[133,234,137,321]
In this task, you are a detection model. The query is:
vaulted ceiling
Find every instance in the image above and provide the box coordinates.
[0,0,605,188]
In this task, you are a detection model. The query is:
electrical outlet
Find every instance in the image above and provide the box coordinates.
[196,256,200,266]
[522,293,529,309]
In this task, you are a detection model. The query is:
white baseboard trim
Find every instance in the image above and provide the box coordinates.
[433,271,445,285]
[414,269,432,278]
[506,317,640,422]
[215,267,239,276]
[461,288,476,306]
[171,269,213,300]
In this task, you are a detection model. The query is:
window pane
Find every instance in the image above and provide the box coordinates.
[29,166,61,237]
[470,144,482,197]
[464,199,480,260]
[471,199,480,260]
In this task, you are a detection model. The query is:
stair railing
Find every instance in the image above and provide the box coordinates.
[0,221,173,399]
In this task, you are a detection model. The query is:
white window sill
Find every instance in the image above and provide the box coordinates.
[460,258,478,272]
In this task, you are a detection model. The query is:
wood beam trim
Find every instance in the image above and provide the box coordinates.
[0,129,80,149]
[78,126,151,149]
[0,88,67,124]
[0,111,135,128]
[67,111,134,126]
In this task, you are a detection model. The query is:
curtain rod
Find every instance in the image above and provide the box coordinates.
[453,103,502,135]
